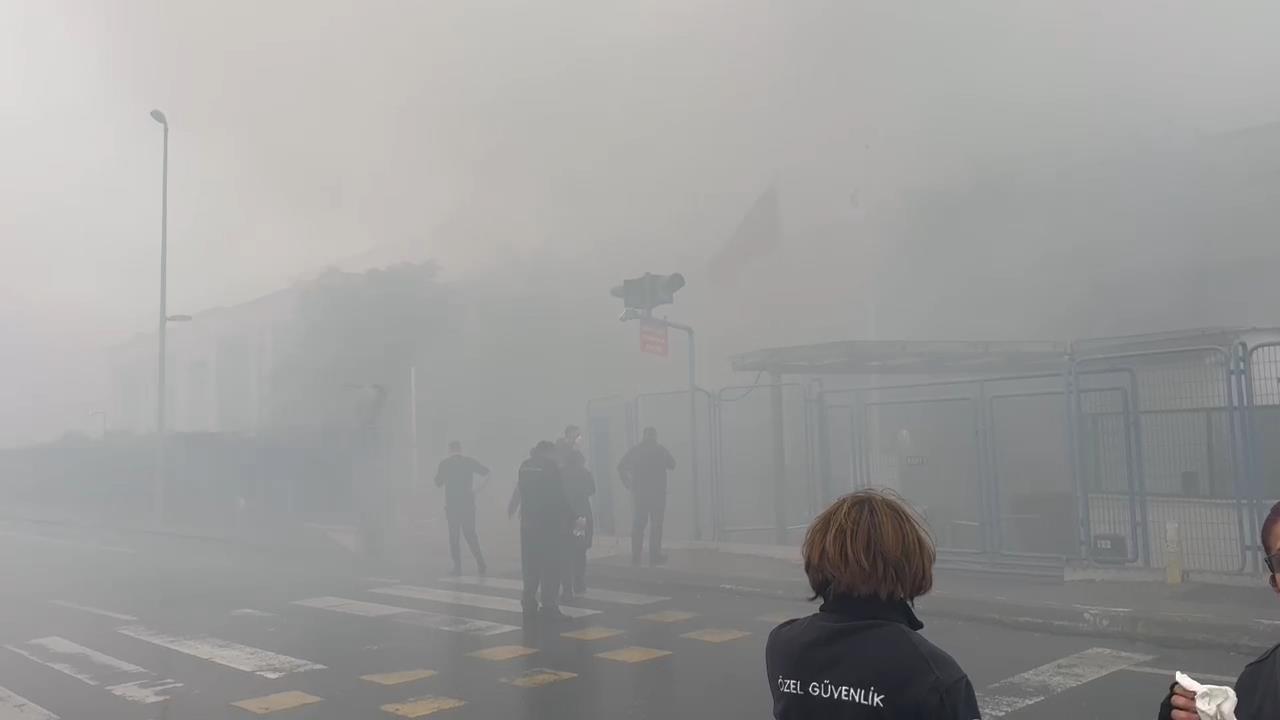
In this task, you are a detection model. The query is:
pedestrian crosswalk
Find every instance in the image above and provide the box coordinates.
[0,575,1238,719]
[116,624,326,678]
[0,685,58,720]
[977,647,1155,718]
[371,585,602,619]
[440,576,670,605]
[5,636,182,704]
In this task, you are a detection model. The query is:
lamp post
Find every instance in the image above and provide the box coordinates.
[151,108,169,520]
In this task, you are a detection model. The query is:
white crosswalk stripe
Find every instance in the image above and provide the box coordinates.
[116,625,326,679]
[371,585,601,618]
[5,637,181,705]
[978,647,1154,717]
[0,686,58,720]
[442,576,670,605]
[293,596,518,636]
[47,601,138,622]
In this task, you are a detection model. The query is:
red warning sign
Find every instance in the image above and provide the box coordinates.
[639,320,669,357]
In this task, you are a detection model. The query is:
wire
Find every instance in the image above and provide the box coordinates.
[719,371,768,402]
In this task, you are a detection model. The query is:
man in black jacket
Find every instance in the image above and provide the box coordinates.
[766,490,980,719]
[509,441,573,620]
[618,427,676,566]
[433,440,489,576]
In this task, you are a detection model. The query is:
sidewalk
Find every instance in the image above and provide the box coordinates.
[585,536,1280,655]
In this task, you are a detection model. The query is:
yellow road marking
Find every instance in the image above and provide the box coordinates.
[562,626,624,641]
[468,645,538,661]
[362,669,438,685]
[638,610,696,623]
[502,668,578,688]
[682,628,751,643]
[231,690,323,715]
[381,696,466,717]
[596,646,672,663]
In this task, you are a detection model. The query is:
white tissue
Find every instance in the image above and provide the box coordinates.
[1176,671,1238,720]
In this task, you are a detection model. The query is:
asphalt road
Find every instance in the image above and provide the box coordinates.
[0,519,1258,720]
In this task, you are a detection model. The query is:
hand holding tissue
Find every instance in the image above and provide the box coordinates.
[1176,671,1238,720]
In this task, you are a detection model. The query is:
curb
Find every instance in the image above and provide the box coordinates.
[586,557,1276,655]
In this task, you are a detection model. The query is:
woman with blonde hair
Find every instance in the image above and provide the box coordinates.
[766,489,980,719]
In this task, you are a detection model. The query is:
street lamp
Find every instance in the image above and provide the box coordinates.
[151,108,170,521]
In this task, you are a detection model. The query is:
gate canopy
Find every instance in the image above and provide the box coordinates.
[730,339,1069,376]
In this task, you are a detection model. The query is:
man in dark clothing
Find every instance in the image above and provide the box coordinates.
[554,425,582,468]
[433,440,489,576]
[618,427,676,566]
[509,441,573,620]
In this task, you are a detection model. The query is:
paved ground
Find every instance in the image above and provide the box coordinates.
[0,518,1258,720]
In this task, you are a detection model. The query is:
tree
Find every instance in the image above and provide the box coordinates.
[267,261,450,431]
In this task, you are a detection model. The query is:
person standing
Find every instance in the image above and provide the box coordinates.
[1157,499,1280,718]
[509,441,573,620]
[766,489,981,719]
[555,425,582,467]
[618,427,675,566]
[560,438,595,600]
[433,440,489,576]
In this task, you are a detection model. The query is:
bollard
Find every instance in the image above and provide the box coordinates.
[1165,521,1184,585]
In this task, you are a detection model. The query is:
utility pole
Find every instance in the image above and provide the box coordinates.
[645,316,700,541]
[610,272,701,540]
[150,109,169,521]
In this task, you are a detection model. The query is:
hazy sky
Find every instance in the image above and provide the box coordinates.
[7,1,1280,336]
[5,0,1280,443]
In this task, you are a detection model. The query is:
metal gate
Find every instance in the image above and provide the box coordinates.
[711,382,816,544]
[1072,347,1247,572]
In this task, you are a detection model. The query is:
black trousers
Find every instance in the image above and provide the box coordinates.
[446,505,485,572]
[521,524,562,610]
[632,492,666,563]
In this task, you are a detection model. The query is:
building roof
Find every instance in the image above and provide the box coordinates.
[730,327,1280,376]
[730,339,1069,376]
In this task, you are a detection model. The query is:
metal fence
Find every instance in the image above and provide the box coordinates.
[586,331,1280,573]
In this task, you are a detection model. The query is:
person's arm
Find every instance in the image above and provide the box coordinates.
[664,447,676,470]
[471,458,491,494]
[433,460,446,488]
[930,675,980,720]
[586,469,596,497]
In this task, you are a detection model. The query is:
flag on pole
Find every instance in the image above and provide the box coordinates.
[707,184,780,285]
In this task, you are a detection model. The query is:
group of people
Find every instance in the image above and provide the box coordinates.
[433,425,676,622]
[507,426,596,619]
[766,489,1280,719]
